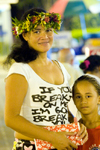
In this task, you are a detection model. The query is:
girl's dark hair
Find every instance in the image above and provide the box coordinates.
[80,55,100,74]
[4,7,46,65]
[72,75,100,98]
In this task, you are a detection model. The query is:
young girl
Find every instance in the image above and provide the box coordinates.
[72,74,100,150]
[79,54,100,116]
[4,7,87,150]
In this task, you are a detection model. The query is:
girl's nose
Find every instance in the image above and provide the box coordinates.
[81,97,87,103]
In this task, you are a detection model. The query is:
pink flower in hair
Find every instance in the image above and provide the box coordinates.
[84,60,90,69]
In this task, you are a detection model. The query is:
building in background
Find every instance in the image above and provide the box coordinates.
[0,0,18,60]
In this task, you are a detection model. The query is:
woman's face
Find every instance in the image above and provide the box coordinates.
[73,81,100,115]
[23,25,54,53]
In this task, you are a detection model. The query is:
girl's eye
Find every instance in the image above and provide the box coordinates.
[75,95,81,99]
[77,96,81,99]
[86,95,91,98]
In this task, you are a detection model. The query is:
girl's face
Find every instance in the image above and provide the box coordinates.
[73,81,100,115]
[23,25,54,53]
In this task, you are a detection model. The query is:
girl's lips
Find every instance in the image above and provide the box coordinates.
[81,106,88,109]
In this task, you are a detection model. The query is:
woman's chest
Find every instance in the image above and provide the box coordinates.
[28,61,64,85]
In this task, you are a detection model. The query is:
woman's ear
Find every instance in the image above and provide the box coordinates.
[97,96,100,105]
[22,33,28,41]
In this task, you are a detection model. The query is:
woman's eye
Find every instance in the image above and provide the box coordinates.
[33,30,40,34]
[46,29,53,32]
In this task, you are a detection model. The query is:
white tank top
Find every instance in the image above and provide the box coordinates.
[6,61,71,126]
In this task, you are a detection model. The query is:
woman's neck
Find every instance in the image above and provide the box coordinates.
[33,53,52,66]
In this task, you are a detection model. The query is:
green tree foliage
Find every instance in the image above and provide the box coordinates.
[11,1,100,30]
[85,13,100,28]
[11,0,44,19]
[63,16,81,30]
[63,13,100,30]
[16,0,42,10]
[11,0,56,19]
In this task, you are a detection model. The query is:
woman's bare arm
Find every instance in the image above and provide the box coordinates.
[4,74,78,150]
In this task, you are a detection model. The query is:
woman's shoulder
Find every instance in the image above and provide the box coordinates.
[52,60,67,70]
[9,62,30,71]
[11,62,27,67]
[6,62,30,81]
[52,60,71,84]
[53,60,70,76]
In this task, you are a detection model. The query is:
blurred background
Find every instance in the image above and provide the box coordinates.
[0,0,100,149]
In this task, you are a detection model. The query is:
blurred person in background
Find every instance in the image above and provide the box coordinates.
[80,55,100,78]
[4,7,88,150]
[58,48,74,65]
[58,48,83,119]
[72,74,100,150]
[58,48,83,87]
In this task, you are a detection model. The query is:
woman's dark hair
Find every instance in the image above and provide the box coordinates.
[79,55,100,74]
[72,74,100,99]
[4,7,46,65]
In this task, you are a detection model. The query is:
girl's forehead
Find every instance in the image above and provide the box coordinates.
[76,80,97,91]
[77,80,93,85]
[77,80,90,85]
[75,81,94,90]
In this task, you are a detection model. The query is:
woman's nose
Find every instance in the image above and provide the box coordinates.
[41,31,48,39]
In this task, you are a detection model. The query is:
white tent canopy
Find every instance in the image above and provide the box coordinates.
[0,0,18,4]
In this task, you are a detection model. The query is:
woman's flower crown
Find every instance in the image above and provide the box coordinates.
[12,12,62,38]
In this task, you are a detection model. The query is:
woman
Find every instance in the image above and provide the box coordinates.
[4,7,87,150]
[72,74,100,149]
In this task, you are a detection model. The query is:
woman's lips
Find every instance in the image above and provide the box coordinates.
[39,41,49,44]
